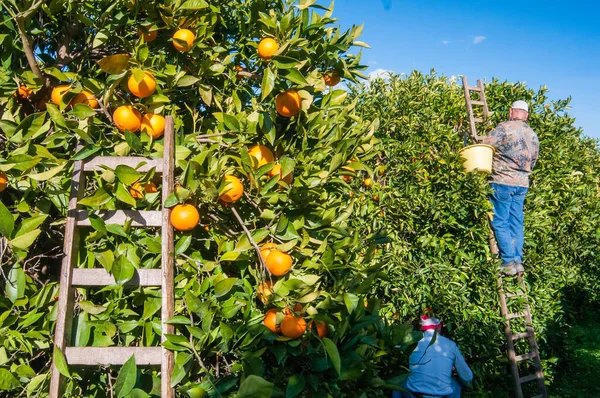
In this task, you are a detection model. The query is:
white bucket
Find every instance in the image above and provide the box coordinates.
[459,144,495,174]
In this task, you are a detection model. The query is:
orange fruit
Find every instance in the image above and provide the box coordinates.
[51,85,71,106]
[310,320,328,338]
[170,204,200,231]
[341,166,354,182]
[138,24,157,42]
[373,194,379,201]
[257,281,273,304]
[219,175,243,203]
[264,308,280,333]
[71,90,99,109]
[14,85,32,99]
[265,249,292,276]
[248,145,274,168]
[378,166,385,176]
[275,90,301,118]
[268,164,293,185]
[235,65,245,80]
[145,182,158,193]
[113,105,142,132]
[130,182,144,199]
[364,178,373,187]
[260,243,278,261]
[257,38,279,60]
[280,314,306,339]
[141,113,166,138]
[0,172,7,193]
[173,29,195,52]
[323,70,340,86]
[128,71,156,98]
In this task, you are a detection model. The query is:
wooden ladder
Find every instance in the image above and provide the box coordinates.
[49,117,176,397]
[461,78,547,398]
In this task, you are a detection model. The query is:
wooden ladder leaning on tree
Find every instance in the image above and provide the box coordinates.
[462,77,548,398]
[49,117,176,397]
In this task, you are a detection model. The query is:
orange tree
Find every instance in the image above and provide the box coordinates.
[350,71,600,392]
[0,0,415,396]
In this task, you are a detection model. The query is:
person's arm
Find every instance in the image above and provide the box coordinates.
[530,134,539,170]
[453,345,473,386]
[479,124,505,147]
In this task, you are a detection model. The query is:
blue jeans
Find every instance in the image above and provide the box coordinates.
[489,183,528,264]
[392,377,461,398]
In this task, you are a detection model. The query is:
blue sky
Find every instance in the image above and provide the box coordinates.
[331,0,600,138]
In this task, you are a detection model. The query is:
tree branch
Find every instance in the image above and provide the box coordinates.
[230,206,271,280]
[15,17,45,82]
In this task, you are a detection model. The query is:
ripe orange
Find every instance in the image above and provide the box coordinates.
[257,38,279,60]
[260,243,278,261]
[248,145,274,168]
[170,204,200,231]
[173,29,195,52]
[113,105,142,132]
[341,166,355,182]
[71,90,99,109]
[268,164,293,185]
[0,172,7,193]
[14,85,32,99]
[275,90,301,118]
[138,24,157,42]
[219,175,243,203]
[128,71,156,98]
[51,85,71,106]
[265,249,292,276]
[280,314,306,339]
[372,194,379,201]
[257,281,273,304]
[130,182,144,199]
[264,308,280,333]
[323,70,341,86]
[310,320,328,338]
[364,178,373,187]
[145,182,158,193]
[141,113,166,138]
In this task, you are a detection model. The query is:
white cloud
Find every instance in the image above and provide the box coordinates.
[368,68,393,80]
[368,60,378,66]
[441,40,450,45]
[473,35,486,44]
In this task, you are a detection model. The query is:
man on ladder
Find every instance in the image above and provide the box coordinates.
[479,101,539,276]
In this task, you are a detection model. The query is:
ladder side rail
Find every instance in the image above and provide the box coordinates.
[161,116,176,398]
[477,79,492,125]
[462,76,478,143]
[50,154,86,398]
[497,279,524,398]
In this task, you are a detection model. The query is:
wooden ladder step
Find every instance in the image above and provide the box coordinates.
[519,373,539,384]
[511,331,533,340]
[72,268,162,287]
[64,347,162,365]
[468,86,481,92]
[473,117,484,123]
[506,312,527,320]
[471,100,485,106]
[76,210,162,227]
[506,291,525,298]
[515,352,537,362]
[84,156,163,173]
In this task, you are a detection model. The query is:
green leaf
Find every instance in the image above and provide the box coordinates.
[28,162,67,181]
[46,103,67,127]
[223,114,240,132]
[344,293,360,314]
[26,373,47,396]
[71,104,97,119]
[9,229,42,250]
[79,300,107,315]
[177,75,200,87]
[214,278,238,297]
[261,68,276,100]
[15,215,47,237]
[284,69,308,85]
[125,130,143,152]
[73,145,102,161]
[272,56,301,69]
[114,165,141,185]
[97,54,130,74]
[322,337,341,376]
[94,250,115,272]
[0,368,20,391]
[53,346,71,378]
[5,265,25,303]
[238,375,274,398]
[115,183,137,206]
[0,201,14,237]
[180,0,209,9]
[115,354,137,398]
[285,374,306,398]
[112,256,135,285]
[175,235,192,256]
[78,187,112,207]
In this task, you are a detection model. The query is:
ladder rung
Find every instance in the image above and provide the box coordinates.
[84,156,163,173]
[519,373,539,384]
[473,117,484,123]
[506,291,525,298]
[468,86,481,92]
[76,210,162,227]
[506,312,527,320]
[64,347,162,365]
[72,268,162,286]
[512,331,533,340]
[471,100,485,105]
[515,352,537,362]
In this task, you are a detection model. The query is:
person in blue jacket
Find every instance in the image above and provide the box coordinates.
[394,315,473,398]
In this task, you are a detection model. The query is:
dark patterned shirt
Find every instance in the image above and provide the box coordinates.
[481,120,539,188]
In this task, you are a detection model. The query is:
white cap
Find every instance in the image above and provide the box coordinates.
[420,315,442,330]
[511,100,529,113]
